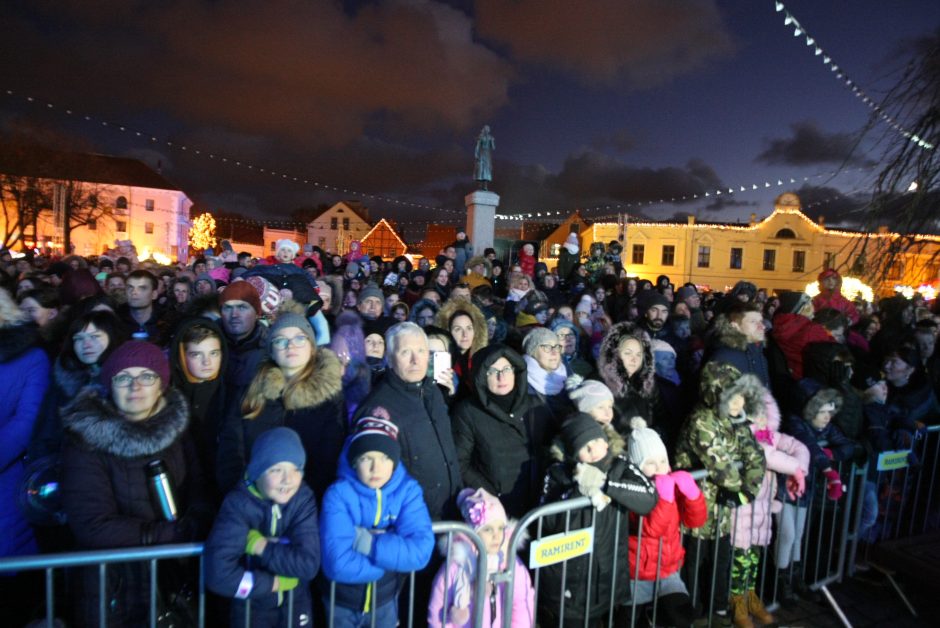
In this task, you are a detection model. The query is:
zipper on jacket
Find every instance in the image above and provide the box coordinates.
[363,487,383,613]
[270,504,282,606]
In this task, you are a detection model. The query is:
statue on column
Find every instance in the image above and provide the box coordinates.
[473,125,495,190]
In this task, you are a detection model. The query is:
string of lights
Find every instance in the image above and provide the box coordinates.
[772,1,934,150]
[494,165,874,220]
[1,87,471,217]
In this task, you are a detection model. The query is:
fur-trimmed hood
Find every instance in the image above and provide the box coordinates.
[696,361,766,419]
[62,387,189,458]
[712,313,750,351]
[0,323,41,364]
[256,347,343,409]
[597,322,655,399]
[802,387,843,424]
[435,298,488,357]
[465,256,492,278]
[470,344,529,414]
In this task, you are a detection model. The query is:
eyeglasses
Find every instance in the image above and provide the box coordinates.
[112,372,160,388]
[271,335,311,350]
[486,366,514,378]
[555,331,574,339]
[538,344,562,353]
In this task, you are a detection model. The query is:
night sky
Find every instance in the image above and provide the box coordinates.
[1,1,938,239]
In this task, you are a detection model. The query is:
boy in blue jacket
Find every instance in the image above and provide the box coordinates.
[319,408,435,627]
[205,427,320,628]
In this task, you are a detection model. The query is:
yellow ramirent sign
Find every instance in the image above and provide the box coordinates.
[528,527,595,569]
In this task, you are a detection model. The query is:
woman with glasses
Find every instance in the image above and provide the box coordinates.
[217,312,345,502]
[60,340,211,627]
[451,344,556,517]
[522,327,575,423]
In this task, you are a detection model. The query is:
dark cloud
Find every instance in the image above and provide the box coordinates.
[703,196,758,212]
[592,127,638,153]
[793,185,869,226]
[756,122,874,168]
[0,0,512,149]
[476,0,733,85]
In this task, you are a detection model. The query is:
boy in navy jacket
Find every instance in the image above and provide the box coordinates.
[205,427,320,628]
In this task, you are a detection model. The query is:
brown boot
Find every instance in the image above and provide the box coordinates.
[746,589,775,625]
[729,594,754,628]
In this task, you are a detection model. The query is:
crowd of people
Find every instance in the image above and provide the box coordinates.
[1,233,938,627]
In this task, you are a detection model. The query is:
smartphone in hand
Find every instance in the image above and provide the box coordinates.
[433,351,452,380]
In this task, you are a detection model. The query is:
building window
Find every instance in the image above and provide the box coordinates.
[343,218,350,230]
[632,244,645,265]
[145,199,155,212]
[318,237,326,249]
[270,242,276,252]
[145,222,154,234]
[550,243,561,256]
[661,245,675,266]
[730,247,743,269]
[697,245,711,268]
[87,219,97,231]
[823,252,836,270]
[330,217,338,230]
[763,249,776,271]
[116,220,127,232]
[387,249,395,257]
[793,250,806,272]
[115,196,127,210]
[775,228,797,239]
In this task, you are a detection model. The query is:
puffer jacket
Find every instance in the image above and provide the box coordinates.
[731,391,809,549]
[0,324,49,558]
[538,438,657,621]
[813,269,860,324]
[451,344,558,518]
[216,349,346,501]
[770,313,834,380]
[706,313,770,386]
[628,479,707,581]
[205,482,319,619]
[60,386,209,627]
[674,364,767,539]
[319,442,434,612]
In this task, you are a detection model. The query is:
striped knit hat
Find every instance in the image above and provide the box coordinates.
[347,407,401,466]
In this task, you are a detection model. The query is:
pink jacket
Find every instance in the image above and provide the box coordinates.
[427,534,534,628]
[732,392,810,549]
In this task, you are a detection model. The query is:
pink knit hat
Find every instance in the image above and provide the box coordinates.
[457,488,507,531]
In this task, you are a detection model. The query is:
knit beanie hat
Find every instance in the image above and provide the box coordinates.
[676,285,698,302]
[220,280,262,315]
[637,290,670,313]
[357,284,384,305]
[346,261,361,276]
[267,312,316,356]
[275,239,300,256]
[346,408,401,466]
[244,276,281,314]
[246,427,306,484]
[777,291,810,315]
[626,418,668,468]
[60,268,104,306]
[650,339,676,357]
[101,340,171,392]
[568,380,614,414]
[575,295,594,316]
[457,487,507,531]
[561,413,607,459]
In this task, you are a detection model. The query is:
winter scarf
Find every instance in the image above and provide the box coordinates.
[524,354,567,395]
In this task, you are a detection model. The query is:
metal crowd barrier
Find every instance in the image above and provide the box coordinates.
[0,522,488,628]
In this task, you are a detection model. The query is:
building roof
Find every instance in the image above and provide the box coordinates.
[0,145,184,191]
[305,200,371,226]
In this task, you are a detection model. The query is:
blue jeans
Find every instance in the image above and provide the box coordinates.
[857,481,879,544]
[327,598,398,628]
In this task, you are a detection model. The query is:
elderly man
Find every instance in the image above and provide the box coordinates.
[353,322,462,520]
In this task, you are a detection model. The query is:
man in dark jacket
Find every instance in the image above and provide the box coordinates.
[706,301,770,387]
[218,282,267,398]
[354,322,462,521]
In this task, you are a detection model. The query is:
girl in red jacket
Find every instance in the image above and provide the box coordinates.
[627,418,707,627]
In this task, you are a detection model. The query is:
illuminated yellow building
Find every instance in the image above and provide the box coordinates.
[583,193,940,295]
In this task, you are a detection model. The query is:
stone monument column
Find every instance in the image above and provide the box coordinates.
[465,190,499,253]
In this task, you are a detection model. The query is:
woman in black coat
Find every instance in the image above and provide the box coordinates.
[451,344,558,518]
[60,340,210,628]
[215,312,345,502]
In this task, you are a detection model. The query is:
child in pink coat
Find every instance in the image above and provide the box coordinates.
[428,488,534,627]
[730,389,810,626]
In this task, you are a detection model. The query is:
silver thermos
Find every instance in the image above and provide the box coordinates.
[146,460,178,521]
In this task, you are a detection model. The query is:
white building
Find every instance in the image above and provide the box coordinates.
[305,201,371,255]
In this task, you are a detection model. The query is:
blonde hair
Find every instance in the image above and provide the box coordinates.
[0,288,30,328]
[241,355,317,419]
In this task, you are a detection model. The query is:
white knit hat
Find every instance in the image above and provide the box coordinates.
[650,339,676,357]
[275,239,300,256]
[627,418,668,468]
[568,380,614,413]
